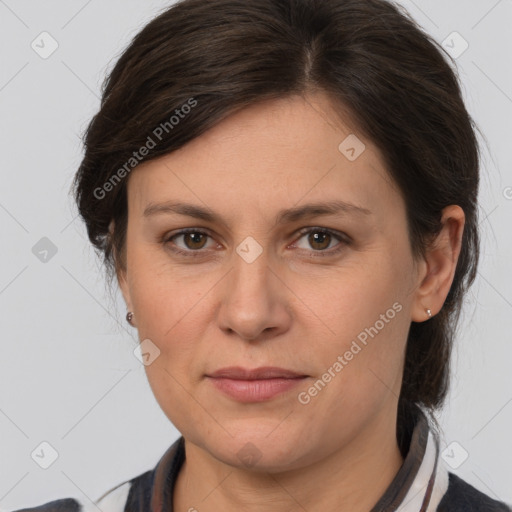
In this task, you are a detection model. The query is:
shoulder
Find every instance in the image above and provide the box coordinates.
[8,437,184,512]
[7,498,82,512]
[437,472,511,511]
[8,469,153,512]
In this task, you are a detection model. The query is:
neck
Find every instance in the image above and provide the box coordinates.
[173,410,405,512]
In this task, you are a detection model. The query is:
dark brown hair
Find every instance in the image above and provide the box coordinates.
[72,0,481,446]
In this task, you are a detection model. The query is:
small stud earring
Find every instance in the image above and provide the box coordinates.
[426,308,432,319]
[126,311,135,326]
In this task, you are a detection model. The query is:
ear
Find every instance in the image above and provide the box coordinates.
[117,266,132,312]
[109,220,134,322]
[411,205,465,322]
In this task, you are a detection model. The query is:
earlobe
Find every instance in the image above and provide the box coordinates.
[411,205,465,322]
[117,269,136,327]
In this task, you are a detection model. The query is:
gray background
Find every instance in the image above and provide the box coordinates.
[0,0,511,509]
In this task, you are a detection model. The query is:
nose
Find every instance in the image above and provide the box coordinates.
[216,246,292,342]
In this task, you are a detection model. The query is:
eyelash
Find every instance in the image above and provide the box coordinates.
[162,227,351,258]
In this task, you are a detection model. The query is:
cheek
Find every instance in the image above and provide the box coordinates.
[134,300,212,451]
[313,254,409,346]
[130,266,207,429]
[128,242,201,336]
[302,249,412,397]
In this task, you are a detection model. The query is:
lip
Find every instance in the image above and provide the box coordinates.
[207,366,307,380]
[206,366,308,402]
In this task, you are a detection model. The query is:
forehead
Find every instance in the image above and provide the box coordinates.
[127,92,402,225]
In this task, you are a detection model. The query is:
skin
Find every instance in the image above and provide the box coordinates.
[117,91,464,512]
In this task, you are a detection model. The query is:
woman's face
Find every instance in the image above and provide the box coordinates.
[119,92,425,471]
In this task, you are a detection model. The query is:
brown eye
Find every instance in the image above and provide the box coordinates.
[181,232,208,250]
[164,229,215,256]
[293,227,350,257]
[308,231,332,250]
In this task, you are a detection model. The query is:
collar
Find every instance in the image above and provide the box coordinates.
[369,409,449,511]
[149,409,449,512]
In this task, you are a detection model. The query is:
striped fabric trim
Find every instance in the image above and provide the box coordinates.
[150,436,185,511]
[424,436,449,511]
[395,431,449,511]
[91,481,131,511]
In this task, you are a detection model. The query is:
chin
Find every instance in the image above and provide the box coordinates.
[194,422,318,473]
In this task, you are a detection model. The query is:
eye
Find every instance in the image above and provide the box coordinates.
[292,227,350,256]
[164,228,217,256]
[163,227,350,258]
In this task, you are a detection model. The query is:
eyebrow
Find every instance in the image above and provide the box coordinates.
[143,200,372,226]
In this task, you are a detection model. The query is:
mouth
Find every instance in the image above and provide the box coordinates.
[205,366,309,402]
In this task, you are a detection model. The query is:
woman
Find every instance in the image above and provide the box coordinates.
[13,0,511,510]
